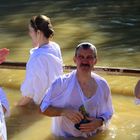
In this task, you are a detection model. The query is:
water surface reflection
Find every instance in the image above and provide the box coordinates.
[5,89,140,140]
[0,0,139,68]
[0,0,140,140]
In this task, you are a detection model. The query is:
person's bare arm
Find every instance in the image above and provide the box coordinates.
[40,106,84,124]
[135,80,140,99]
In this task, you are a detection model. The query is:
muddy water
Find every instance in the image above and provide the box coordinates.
[0,69,139,140]
[5,88,140,140]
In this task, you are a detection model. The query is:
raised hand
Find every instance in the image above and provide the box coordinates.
[0,48,9,64]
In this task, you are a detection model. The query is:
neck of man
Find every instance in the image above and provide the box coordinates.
[76,71,92,84]
[76,70,97,98]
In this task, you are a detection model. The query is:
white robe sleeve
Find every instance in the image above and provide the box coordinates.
[40,72,74,112]
[98,80,114,126]
[21,56,49,104]
[0,88,10,117]
[40,77,63,112]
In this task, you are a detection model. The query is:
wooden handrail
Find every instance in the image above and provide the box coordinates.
[0,61,26,70]
[0,61,140,76]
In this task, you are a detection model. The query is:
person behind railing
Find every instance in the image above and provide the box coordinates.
[0,48,10,140]
[16,15,63,106]
[134,80,140,105]
[40,42,114,138]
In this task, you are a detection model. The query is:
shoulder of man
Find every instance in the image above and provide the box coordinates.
[92,72,109,87]
[51,71,74,86]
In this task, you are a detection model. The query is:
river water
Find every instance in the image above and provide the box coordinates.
[0,0,140,140]
[0,0,139,68]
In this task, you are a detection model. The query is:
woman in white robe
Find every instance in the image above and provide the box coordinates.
[17,15,63,106]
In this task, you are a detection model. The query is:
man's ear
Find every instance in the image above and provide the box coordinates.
[37,30,41,35]
[94,58,97,65]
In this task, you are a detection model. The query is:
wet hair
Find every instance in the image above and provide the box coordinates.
[30,15,54,38]
[75,42,97,58]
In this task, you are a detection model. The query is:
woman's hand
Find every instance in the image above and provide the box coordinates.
[0,48,9,64]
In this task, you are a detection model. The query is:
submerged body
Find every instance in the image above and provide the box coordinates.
[40,70,113,137]
[40,42,114,138]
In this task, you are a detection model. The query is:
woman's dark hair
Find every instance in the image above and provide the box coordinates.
[30,15,54,38]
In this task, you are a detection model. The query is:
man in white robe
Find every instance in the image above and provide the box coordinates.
[40,42,114,138]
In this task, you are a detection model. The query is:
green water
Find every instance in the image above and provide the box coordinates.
[0,0,139,68]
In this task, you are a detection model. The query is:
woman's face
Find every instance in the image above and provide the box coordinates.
[28,24,38,47]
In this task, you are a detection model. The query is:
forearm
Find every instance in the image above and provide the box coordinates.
[40,105,84,124]
[40,106,65,117]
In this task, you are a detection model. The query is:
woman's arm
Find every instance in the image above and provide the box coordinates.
[134,80,140,99]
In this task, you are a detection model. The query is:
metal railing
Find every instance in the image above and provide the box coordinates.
[0,61,140,76]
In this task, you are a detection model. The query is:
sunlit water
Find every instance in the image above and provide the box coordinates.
[4,87,140,140]
[0,69,139,140]
[0,0,140,140]
[0,0,139,68]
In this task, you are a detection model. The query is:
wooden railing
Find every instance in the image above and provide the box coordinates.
[0,61,140,76]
